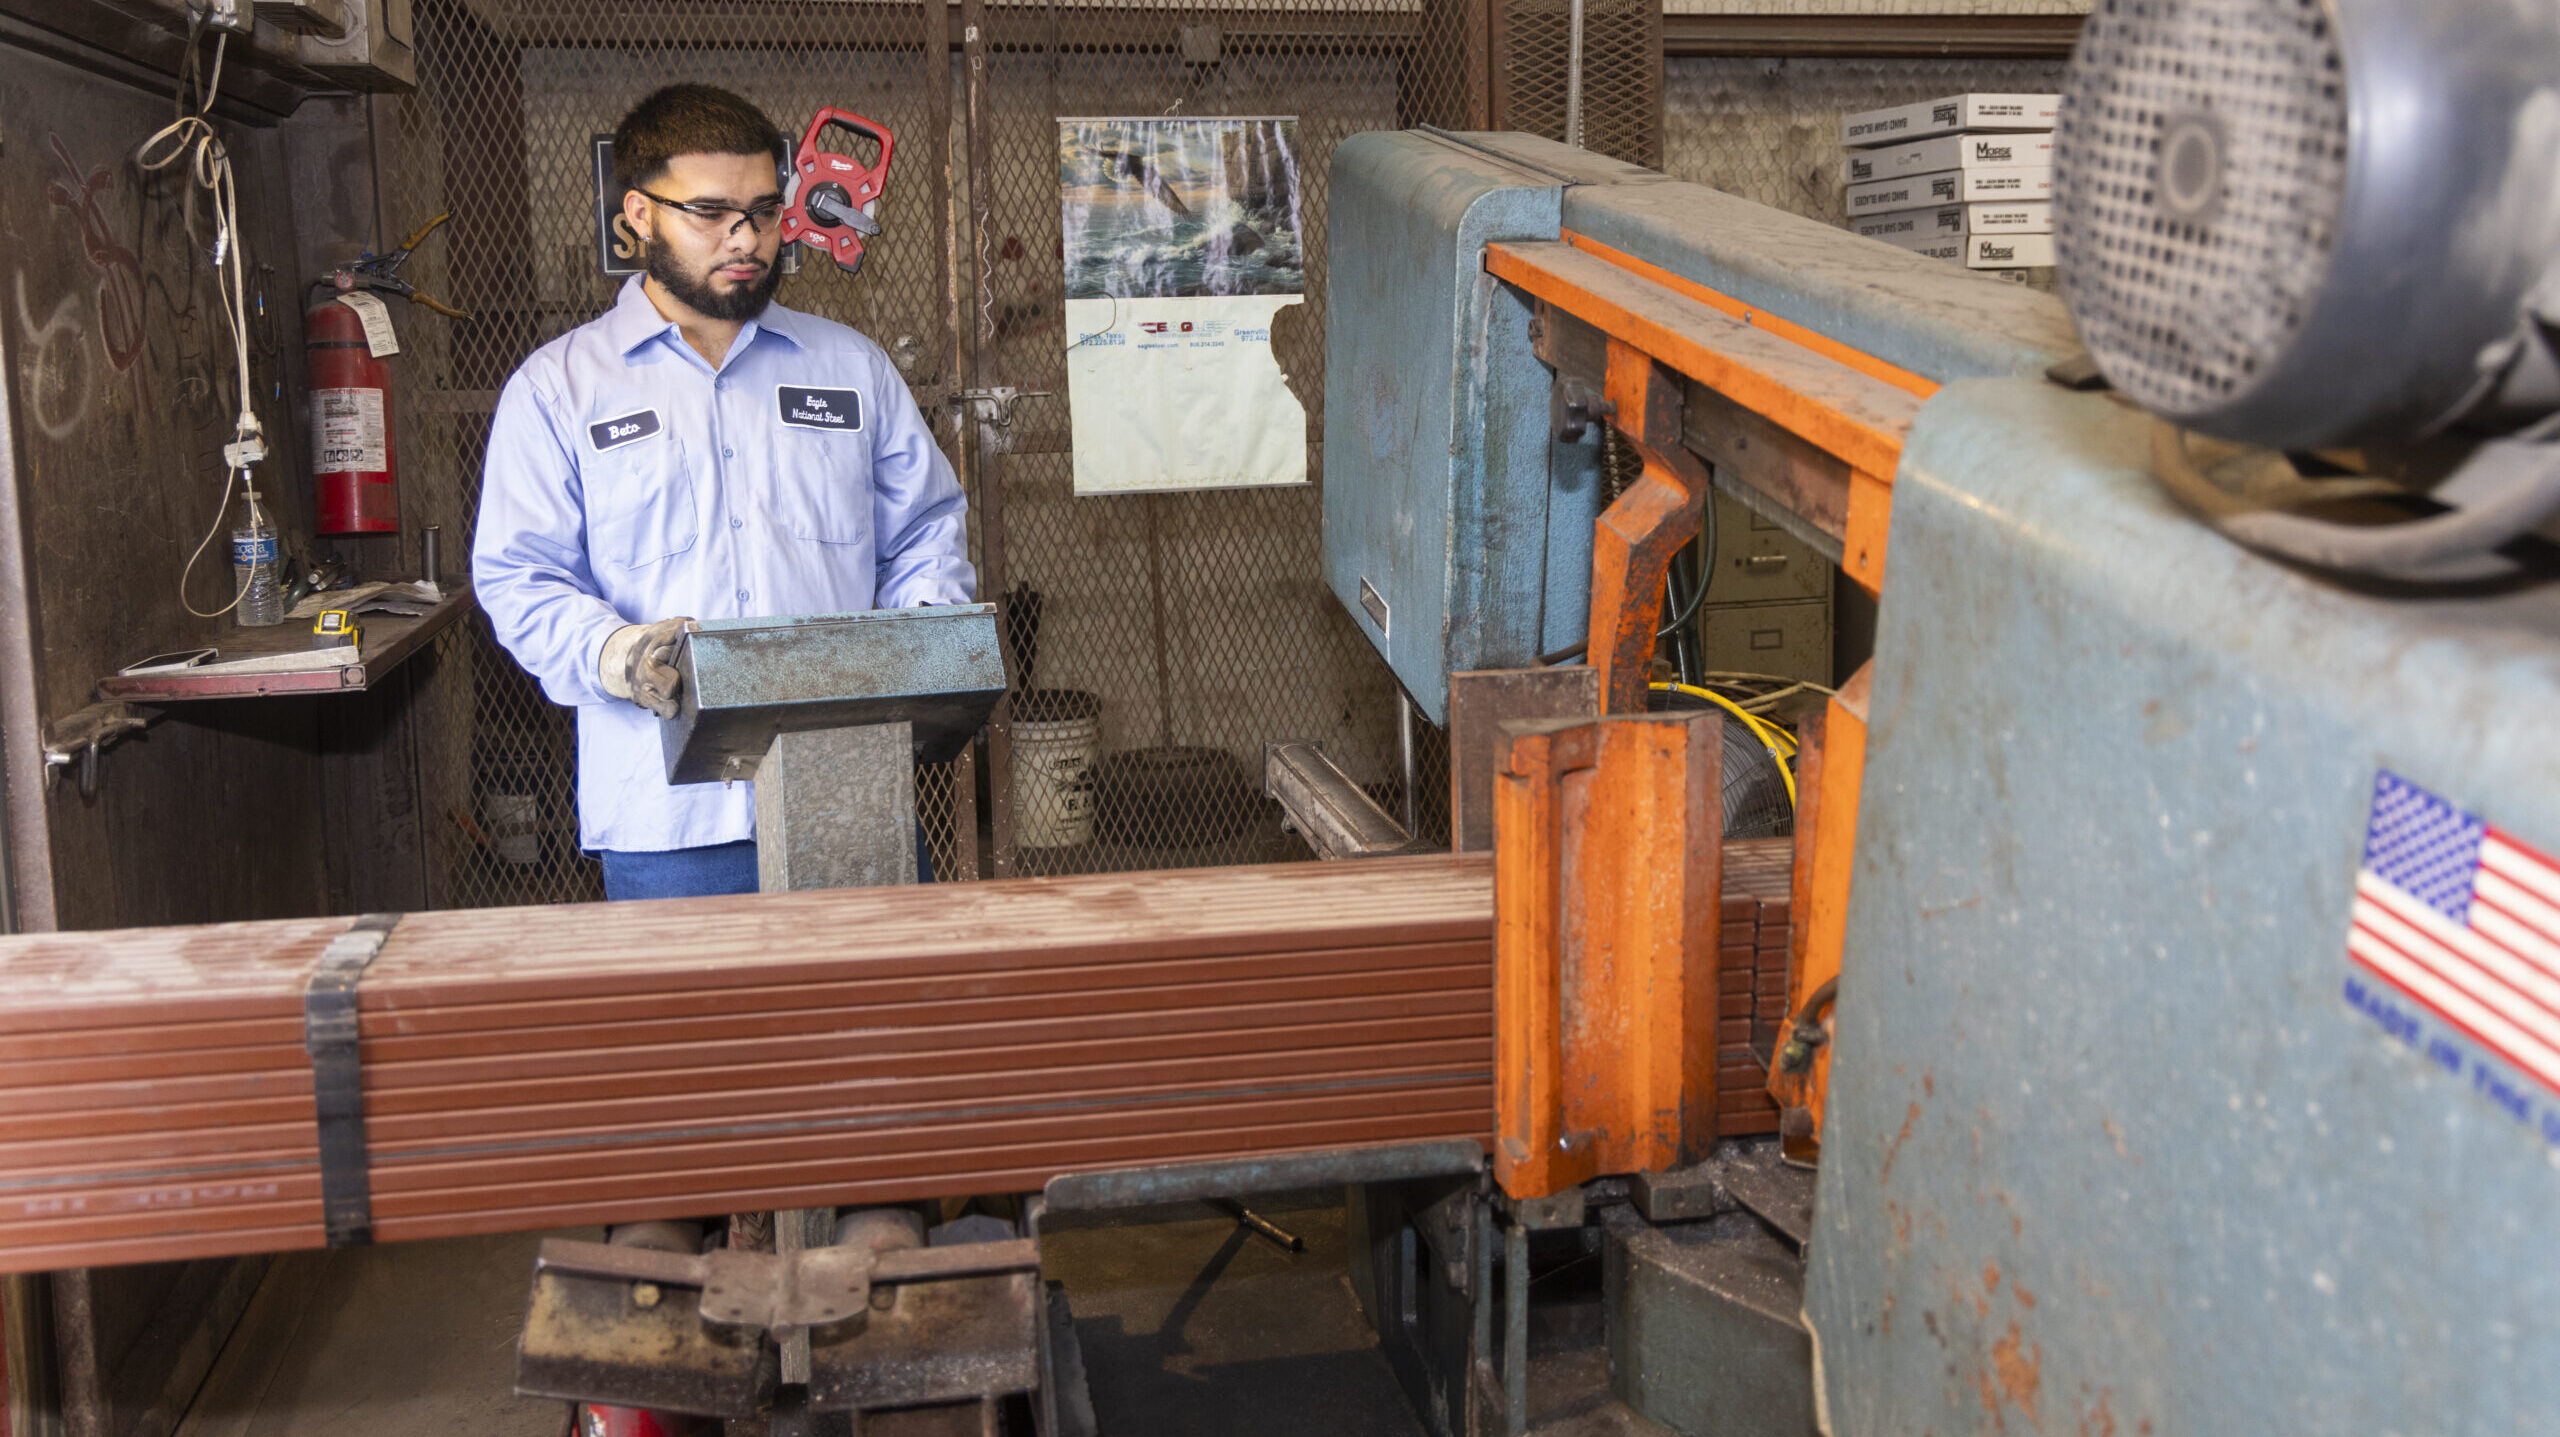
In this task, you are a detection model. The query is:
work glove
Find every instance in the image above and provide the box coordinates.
[599,617,695,720]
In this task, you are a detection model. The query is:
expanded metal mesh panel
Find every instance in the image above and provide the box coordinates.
[971,24,1451,875]
[2054,0,2348,418]
[1661,56,2068,226]
[380,0,1489,895]
[383,0,961,904]
[1500,0,1662,164]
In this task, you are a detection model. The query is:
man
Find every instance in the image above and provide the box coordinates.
[474,84,973,900]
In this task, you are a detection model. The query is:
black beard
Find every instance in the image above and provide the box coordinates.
[647,243,779,322]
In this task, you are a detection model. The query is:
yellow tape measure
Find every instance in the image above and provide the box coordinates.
[311,610,360,649]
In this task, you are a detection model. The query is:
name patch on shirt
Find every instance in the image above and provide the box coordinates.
[588,408,662,451]
[778,385,863,433]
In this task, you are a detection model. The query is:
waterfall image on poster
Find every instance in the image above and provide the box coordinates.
[1059,117,1307,495]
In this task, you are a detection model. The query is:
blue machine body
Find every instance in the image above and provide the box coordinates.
[1321,130,2079,721]
[1805,378,2560,1434]
[1328,128,2560,1427]
[1323,131,1575,725]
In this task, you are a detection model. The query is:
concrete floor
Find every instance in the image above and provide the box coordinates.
[173,1229,581,1437]
[1041,1198,1426,1437]
[1041,1198,1668,1437]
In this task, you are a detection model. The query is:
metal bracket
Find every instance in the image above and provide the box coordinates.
[43,703,151,799]
[532,1236,1033,1337]
[194,0,253,33]
[1501,1185,1587,1232]
[947,387,1053,429]
[1416,1181,1477,1293]
[1264,740,1436,860]
[1553,375,1614,445]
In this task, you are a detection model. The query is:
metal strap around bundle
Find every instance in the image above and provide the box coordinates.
[303,912,403,1247]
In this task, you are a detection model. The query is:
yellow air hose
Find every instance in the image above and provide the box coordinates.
[1649,682,1798,806]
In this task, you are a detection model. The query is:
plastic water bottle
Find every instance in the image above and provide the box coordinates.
[231,491,284,627]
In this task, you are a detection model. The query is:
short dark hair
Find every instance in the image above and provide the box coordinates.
[612,84,787,198]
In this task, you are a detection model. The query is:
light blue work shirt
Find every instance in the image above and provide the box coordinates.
[473,276,974,852]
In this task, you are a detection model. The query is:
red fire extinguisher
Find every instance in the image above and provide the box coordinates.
[306,292,398,534]
[306,212,468,535]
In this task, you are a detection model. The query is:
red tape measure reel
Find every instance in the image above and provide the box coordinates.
[779,108,894,274]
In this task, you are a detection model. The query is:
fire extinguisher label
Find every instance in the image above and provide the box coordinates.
[777,385,862,432]
[332,292,401,358]
[311,388,388,473]
[587,408,663,452]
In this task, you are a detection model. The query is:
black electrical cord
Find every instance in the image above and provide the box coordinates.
[1538,504,1717,669]
[1656,501,1715,640]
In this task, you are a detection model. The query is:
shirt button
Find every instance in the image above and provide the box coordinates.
[730,517,743,530]
[736,589,749,603]
[722,447,734,458]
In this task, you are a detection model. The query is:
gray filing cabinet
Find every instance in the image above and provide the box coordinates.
[1696,490,1832,683]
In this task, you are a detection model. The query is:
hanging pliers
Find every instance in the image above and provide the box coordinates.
[322,211,472,319]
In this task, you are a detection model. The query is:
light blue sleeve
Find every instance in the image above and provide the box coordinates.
[869,356,978,609]
[471,368,625,707]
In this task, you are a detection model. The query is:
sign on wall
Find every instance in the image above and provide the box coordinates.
[1059,116,1307,495]
[592,134,642,277]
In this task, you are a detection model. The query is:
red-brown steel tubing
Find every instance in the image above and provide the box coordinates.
[0,849,1799,1272]
[0,856,1496,1274]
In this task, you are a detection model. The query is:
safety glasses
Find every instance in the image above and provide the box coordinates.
[636,188,785,238]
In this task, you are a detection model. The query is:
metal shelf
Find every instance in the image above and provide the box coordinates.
[95,583,477,703]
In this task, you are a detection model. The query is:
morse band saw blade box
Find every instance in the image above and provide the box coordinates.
[1841,92,2059,148]
[1963,233,2055,269]
[1846,168,2052,215]
[1844,130,2056,184]
[1854,202,2051,242]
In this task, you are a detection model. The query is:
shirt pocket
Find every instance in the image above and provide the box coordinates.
[587,434,700,570]
[776,429,870,545]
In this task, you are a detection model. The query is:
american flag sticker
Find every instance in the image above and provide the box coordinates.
[2347,771,2560,1100]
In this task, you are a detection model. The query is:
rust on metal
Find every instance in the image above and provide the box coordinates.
[1846,467,1894,595]
[1585,340,1711,713]
[1494,709,1726,1199]
[1679,380,1851,550]
[1485,239,1921,481]
[1446,667,1599,853]
[1775,665,1870,1154]
[1555,229,1940,400]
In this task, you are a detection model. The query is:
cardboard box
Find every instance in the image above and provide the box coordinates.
[1845,167,2051,215]
[1852,208,1964,244]
[1961,202,2051,235]
[1852,202,2051,240]
[1964,233,2056,269]
[1842,130,2055,184]
[1876,233,1967,263]
[1842,93,2060,148]
[1854,221,1966,260]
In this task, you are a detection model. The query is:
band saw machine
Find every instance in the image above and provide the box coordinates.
[12,9,2560,1426]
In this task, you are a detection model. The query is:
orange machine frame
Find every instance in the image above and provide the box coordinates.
[1482,233,1923,1193]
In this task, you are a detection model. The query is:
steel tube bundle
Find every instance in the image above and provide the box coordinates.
[0,856,1493,1273]
[1718,838,1793,1135]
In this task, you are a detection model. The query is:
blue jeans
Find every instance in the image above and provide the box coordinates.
[601,830,937,900]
